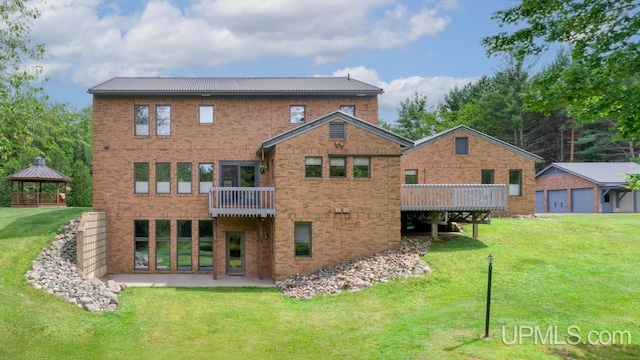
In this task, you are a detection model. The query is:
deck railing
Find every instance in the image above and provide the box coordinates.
[209,187,276,217]
[401,184,507,211]
[11,192,67,207]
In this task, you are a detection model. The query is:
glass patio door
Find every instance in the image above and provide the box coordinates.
[220,163,259,205]
[226,232,245,275]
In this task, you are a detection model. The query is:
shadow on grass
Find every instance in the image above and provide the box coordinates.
[428,236,488,253]
[443,337,482,351]
[169,287,280,294]
[0,208,86,240]
[550,343,640,360]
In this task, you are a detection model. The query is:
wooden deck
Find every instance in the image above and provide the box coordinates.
[401,184,507,211]
[209,187,276,217]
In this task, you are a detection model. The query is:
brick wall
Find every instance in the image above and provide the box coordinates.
[270,120,403,279]
[401,129,538,215]
[76,212,108,279]
[535,173,598,212]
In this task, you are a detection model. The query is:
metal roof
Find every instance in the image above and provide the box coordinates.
[535,162,640,185]
[257,111,413,155]
[404,125,544,162]
[5,157,72,182]
[88,77,384,96]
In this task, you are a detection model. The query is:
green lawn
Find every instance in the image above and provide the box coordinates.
[1,208,639,359]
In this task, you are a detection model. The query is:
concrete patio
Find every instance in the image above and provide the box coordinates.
[101,274,275,288]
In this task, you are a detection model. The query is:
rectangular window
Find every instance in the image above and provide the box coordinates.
[134,105,150,136]
[134,220,149,270]
[340,105,355,116]
[134,163,149,194]
[177,163,192,194]
[177,220,192,271]
[199,105,214,124]
[156,163,171,194]
[509,169,522,196]
[156,105,171,136]
[329,157,346,178]
[305,157,322,178]
[481,169,494,184]
[329,122,346,138]
[290,105,305,124]
[199,163,214,194]
[405,169,418,184]
[294,222,311,257]
[353,157,370,178]
[155,220,170,271]
[198,220,214,271]
[455,137,468,155]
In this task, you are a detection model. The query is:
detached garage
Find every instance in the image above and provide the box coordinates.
[535,162,640,213]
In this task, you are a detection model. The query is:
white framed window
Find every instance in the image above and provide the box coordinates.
[199,105,214,124]
[156,105,171,136]
[290,105,305,124]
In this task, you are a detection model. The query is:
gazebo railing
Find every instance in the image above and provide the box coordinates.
[11,192,67,207]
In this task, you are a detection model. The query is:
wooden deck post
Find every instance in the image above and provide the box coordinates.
[431,212,439,240]
[472,212,479,239]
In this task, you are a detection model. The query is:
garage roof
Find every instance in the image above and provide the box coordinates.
[535,162,640,186]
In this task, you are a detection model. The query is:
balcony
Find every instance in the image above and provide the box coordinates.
[401,184,507,212]
[209,187,276,217]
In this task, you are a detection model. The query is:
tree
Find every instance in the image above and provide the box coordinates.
[391,92,440,140]
[481,0,640,141]
[67,161,92,207]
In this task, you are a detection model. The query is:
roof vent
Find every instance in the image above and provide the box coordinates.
[33,157,45,166]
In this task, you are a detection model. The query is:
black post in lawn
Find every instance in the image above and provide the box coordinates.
[484,254,494,338]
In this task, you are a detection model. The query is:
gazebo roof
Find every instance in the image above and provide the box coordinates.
[5,157,72,182]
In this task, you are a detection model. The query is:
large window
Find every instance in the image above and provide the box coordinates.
[156,105,171,136]
[134,105,149,136]
[455,137,468,155]
[199,163,213,194]
[305,157,322,178]
[177,220,192,271]
[198,220,214,271]
[481,169,494,184]
[156,163,171,194]
[134,163,149,194]
[134,220,149,270]
[290,105,305,124]
[509,169,522,196]
[353,157,370,178]
[178,163,192,194]
[329,157,346,178]
[155,220,171,271]
[294,222,311,257]
[199,105,214,124]
[405,169,418,184]
[340,105,355,116]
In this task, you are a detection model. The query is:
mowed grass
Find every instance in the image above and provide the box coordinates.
[1,208,639,359]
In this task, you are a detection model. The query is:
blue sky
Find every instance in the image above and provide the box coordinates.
[31,0,524,122]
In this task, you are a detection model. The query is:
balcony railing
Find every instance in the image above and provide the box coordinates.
[209,187,276,217]
[401,184,507,211]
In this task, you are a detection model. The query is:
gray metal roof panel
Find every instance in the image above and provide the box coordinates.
[5,164,72,182]
[535,162,640,185]
[88,77,384,96]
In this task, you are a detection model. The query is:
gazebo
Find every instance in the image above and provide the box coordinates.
[5,157,72,208]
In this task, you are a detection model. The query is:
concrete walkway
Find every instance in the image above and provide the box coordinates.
[101,274,275,288]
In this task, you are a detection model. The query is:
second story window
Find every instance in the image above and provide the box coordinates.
[405,169,418,184]
[455,137,468,155]
[199,163,213,194]
[481,169,494,184]
[156,105,171,136]
[329,157,346,178]
[156,163,170,194]
[305,157,322,178]
[290,105,305,124]
[178,163,192,194]
[134,105,149,136]
[199,105,214,124]
[353,157,370,178]
[340,105,355,116]
[134,163,149,193]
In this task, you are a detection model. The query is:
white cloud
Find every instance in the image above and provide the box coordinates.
[331,66,478,120]
[30,0,458,86]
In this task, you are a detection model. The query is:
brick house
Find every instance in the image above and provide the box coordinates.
[89,77,412,280]
[401,125,543,216]
[535,162,640,213]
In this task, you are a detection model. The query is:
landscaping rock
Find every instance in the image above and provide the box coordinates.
[25,216,124,312]
[276,235,433,299]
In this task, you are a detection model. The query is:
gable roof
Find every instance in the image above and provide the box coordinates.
[5,157,72,182]
[535,162,640,186]
[257,111,413,155]
[403,125,543,162]
[88,77,384,96]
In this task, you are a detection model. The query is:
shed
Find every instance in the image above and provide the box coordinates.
[5,157,72,207]
[535,162,640,213]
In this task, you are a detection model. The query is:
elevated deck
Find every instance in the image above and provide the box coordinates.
[209,187,276,217]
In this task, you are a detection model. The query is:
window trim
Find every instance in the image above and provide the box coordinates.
[134,105,150,136]
[509,169,522,197]
[199,105,214,124]
[353,157,370,178]
[455,136,469,155]
[134,163,149,194]
[305,157,322,178]
[294,222,312,257]
[329,157,346,178]
[156,105,171,136]
[177,162,193,194]
[290,105,305,124]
